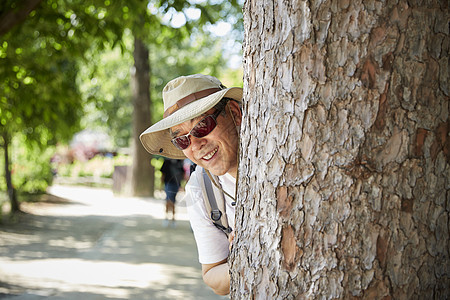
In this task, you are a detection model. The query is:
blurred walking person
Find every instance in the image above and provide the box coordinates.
[160,158,184,227]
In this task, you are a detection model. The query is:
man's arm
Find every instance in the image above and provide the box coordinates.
[201,259,230,295]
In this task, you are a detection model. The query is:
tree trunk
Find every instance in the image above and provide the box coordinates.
[130,37,154,197]
[2,131,19,213]
[231,1,448,299]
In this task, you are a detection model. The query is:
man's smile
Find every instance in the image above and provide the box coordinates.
[202,147,218,161]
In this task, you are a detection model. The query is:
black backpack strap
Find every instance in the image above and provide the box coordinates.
[199,167,233,236]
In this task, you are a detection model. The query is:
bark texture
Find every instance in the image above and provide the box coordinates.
[231,0,448,299]
[130,37,154,197]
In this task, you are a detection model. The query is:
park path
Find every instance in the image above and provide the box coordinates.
[0,185,228,300]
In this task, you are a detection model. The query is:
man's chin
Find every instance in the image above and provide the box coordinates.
[205,166,226,177]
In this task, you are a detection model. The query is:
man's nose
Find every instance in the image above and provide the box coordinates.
[190,135,206,151]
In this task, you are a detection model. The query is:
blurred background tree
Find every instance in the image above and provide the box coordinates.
[0,0,243,212]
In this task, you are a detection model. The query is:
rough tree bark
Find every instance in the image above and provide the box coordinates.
[231,1,448,299]
[130,37,154,197]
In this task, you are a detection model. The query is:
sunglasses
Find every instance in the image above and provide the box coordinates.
[171,108,223,150]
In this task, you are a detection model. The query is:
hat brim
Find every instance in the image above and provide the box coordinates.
[140,87,243,159]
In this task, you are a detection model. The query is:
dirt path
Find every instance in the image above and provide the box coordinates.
[0,185,227,300]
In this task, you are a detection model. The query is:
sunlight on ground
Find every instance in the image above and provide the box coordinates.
[37,185,190,221]
[0,258,199,298]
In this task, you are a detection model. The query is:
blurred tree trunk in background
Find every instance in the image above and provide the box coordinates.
[231,0,448,299]
[1,130,19,212]
[0,0,42,36]
[130,37,154,197]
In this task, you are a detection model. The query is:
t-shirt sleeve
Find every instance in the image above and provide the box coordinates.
[184,169,230,264]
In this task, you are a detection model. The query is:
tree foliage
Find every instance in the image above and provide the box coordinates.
[0,0,243,207]
[0,0,130,206]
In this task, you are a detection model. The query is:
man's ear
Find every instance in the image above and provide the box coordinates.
[227,101,242,127]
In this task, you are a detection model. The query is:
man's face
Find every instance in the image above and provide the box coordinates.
[170,102,241,177]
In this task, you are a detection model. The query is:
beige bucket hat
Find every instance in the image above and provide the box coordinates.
[140,74,243,159]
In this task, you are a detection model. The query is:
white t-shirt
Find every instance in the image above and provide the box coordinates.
[184,168,236,264]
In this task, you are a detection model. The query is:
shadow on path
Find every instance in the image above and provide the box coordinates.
[0,185,228,300]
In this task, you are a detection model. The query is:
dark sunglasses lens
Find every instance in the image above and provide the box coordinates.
[191,116,216,138]
[172,135,190,150]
